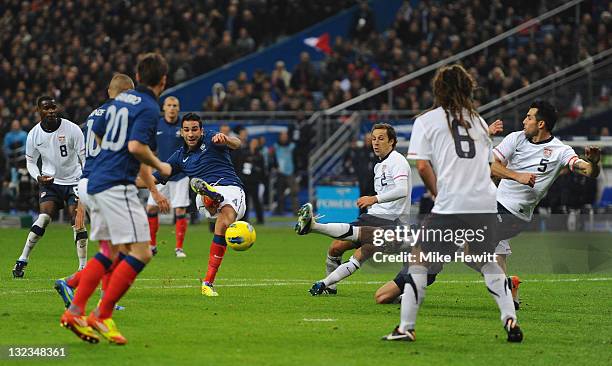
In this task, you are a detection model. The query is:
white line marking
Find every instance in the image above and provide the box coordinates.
[303,318,337,322]
[1,278,610,296]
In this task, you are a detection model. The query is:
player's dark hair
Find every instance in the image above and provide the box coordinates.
[36,95,54,108]
[371,123,397,149]
[530,100,558,132]
[181,112,202,128]
[431,64,487,138]
[136,53,168,87]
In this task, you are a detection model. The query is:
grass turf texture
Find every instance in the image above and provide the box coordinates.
[0,222,610,365]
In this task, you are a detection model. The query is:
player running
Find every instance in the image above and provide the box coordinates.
[151,112,244,297]
[146,96,191,258]
[59,53,172,345]
[489,100,601,308]
[382,64,522,343]
[54,74,169,312]
[12,96,86,278]
[295,123,412,295]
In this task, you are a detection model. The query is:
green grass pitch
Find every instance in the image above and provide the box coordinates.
[0,222,610,365]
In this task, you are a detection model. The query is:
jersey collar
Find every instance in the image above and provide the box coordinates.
[135,85,157,101]
[527,135,554,145]
[379,150,393,162]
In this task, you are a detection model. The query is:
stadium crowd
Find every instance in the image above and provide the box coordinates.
[203,0,611,113]
[0,0,355,130]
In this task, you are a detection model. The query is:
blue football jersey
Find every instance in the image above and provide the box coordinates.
[155,130,243,188]
[81,100,111,179]
[88,86,159,194]
[152,116,184,182]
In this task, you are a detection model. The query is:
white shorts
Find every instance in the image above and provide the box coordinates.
[77,178,91,210]
[494,240,512,255]
[196,185,246,221]
[146,176,190,208]
[89,184,150,245]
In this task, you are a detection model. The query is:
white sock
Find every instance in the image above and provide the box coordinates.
[481,262,516,325]
[311,222,360,241]
[399,265,428,332]
[73,226,88,270]
[322,255,360,287]
[19,214,51,261]
[325,254,342,290]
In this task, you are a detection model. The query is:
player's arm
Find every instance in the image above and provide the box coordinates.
[416,160,437,197]
[25,132,53,185]
[357,161,410,208]
[488,119,503,136]
[75,125,86,167]
[138,163,170,213]
[572,146,601,178]
[490,156,536,187]
[212,132,241,150]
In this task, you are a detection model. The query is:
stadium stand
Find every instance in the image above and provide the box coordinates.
[0,0,355,128]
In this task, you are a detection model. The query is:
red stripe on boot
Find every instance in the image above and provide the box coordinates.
[204,242,226,284]
[175,218,188,250]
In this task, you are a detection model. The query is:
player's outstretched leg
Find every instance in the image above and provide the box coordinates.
[147,211,159,255]
[174,210,188,258]
[73,226,88,271]
[190,178,224,207]
[13,213,51,278]
[295,203,360,241]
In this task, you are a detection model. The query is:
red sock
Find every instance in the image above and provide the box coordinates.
[175,217,188,250]
[65,271,82,288]
[71,253,112,315]
[102,253,124,292]
[204,237,227,284]
[148,215,159,246]
[98,255,146,319]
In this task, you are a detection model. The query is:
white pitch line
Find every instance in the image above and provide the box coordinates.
[303,318,337,322]
[1,277,611,296]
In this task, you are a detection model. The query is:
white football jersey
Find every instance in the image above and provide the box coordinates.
[368,150,412,222]
[25,118,85,185]
[408,106,497,214]
[493,131,578,221]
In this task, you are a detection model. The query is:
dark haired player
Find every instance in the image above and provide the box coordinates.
[151,112,245,297]
[13,96,86,278]
[490,100,601,308]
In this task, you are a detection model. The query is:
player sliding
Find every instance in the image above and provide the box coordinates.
[382,64,522,343]
[60,53,172,345]
[295,123,412,295]
[12,96,87,278]
[489,100,601,308]
[152,112,245,297]
[147,96,191,258]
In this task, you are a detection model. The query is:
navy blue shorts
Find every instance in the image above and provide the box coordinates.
[495,202,528,242]
[349,213,401,248]
[39,183,78,209]
[350,213,400,228]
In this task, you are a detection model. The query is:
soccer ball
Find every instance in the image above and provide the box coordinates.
[225,221,256,251]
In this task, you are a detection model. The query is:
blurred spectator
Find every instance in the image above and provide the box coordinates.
[344,132,377,214]
[242,138,265,224]
[273,131,298,214]
[3,120,27,158]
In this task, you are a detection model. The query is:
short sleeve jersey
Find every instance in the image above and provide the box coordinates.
[493,131,578,221]
[407,106,497,214]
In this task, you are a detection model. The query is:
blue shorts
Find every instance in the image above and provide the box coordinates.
[39,183,78,209]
